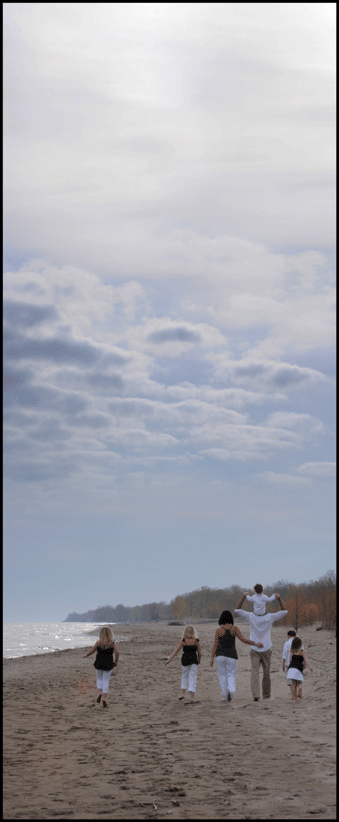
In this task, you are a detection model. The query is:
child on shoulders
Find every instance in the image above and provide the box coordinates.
[244,583,278,615]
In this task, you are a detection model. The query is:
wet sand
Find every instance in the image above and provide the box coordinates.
[3,622,336,819]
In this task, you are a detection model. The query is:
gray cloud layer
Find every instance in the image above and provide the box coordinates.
[3,5,335,620]
[4,4,335,277]
[3,260,334,489]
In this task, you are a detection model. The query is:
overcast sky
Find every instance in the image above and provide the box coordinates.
[4,3,336,622]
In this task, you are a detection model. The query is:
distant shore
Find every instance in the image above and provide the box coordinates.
[3,622,336,819]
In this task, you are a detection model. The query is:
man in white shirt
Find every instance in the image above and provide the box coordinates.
[235,592,287,701]
[282,630,296,673]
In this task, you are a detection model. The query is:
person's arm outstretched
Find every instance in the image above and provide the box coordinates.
[113,642,119,667]
[235,593,248,609]
[165,641,183,665]
[301,650,313,672]
[83,641,99,658]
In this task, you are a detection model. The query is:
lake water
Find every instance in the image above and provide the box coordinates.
[3,622,117,659]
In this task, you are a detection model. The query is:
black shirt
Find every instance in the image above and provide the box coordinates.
[181,639,200,666]
[288,653,304,674]
[215,627,238,660]
[94,644,115,671]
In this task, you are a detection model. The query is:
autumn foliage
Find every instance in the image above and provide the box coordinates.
[168,573,336,631]
[278,572,336,631]
[65,571,336,629]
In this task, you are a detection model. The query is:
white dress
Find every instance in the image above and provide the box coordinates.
[287,653,304,682]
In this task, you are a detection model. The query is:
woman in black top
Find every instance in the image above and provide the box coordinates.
[210,610,263,702]
[84,626,119,708]
[165,625,202,704]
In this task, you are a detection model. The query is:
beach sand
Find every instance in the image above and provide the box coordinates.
[3,622,336,819]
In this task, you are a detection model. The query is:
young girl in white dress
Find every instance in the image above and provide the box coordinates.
[287,636,313,704]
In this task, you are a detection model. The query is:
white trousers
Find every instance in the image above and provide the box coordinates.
[181,664,198,693]
[216,656,237,700]
[96,669,112,693]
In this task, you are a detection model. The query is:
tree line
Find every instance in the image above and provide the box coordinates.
[64,570,335,631]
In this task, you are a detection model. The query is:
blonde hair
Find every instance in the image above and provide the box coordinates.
[99,626,114,648]
[183,625,196,639]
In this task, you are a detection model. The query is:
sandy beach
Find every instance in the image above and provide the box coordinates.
[3,622,336,820]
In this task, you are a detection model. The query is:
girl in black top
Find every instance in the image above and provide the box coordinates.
[165,625,202,704]
[84,626,119,708]
[287,636,313,704]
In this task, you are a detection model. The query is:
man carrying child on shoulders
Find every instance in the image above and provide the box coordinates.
[235,584,287,701]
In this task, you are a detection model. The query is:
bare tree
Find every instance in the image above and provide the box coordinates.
[313,571,336,631]
[287,584,306,633]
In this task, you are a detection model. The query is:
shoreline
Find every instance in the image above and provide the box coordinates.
[2,617,327,662]
[2,620,224,661]
[3,623,336,819]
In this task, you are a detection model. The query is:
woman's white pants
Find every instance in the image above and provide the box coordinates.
[181,664,198,693]
[96,669,112,693]
[216,656,237,700]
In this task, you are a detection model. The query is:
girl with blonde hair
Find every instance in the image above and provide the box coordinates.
[165,625,201,704]
[84,626,119,708]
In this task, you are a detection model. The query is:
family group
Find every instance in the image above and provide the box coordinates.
[83,584,312,708]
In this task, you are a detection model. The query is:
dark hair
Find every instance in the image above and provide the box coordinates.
[219,610,234,625]
[254,583,263,594]
[291,636,302,652]
[287,630,296,637]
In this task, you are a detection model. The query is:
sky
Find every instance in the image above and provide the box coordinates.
[3,3,336,622]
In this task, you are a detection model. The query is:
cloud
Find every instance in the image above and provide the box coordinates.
[3,365,32,395]
[3,255,331,492]
[253,471,310,487]
[69,413,112,430]
[232,360,324,388]
[297,461,336,478]
[271,367,312,388]
[108,399,156,418]
[254,460,336,487]
[5,457,78,484]
[2,6,336,621]
[4,4,335,278]
[233,363,267,379]
[3,4,335,497]
[3,364,57,409]
[4,332,101,366]
[148,326,202,344]
[87,373,125,392]
[266,412,324,435]
[3,299,57,327]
